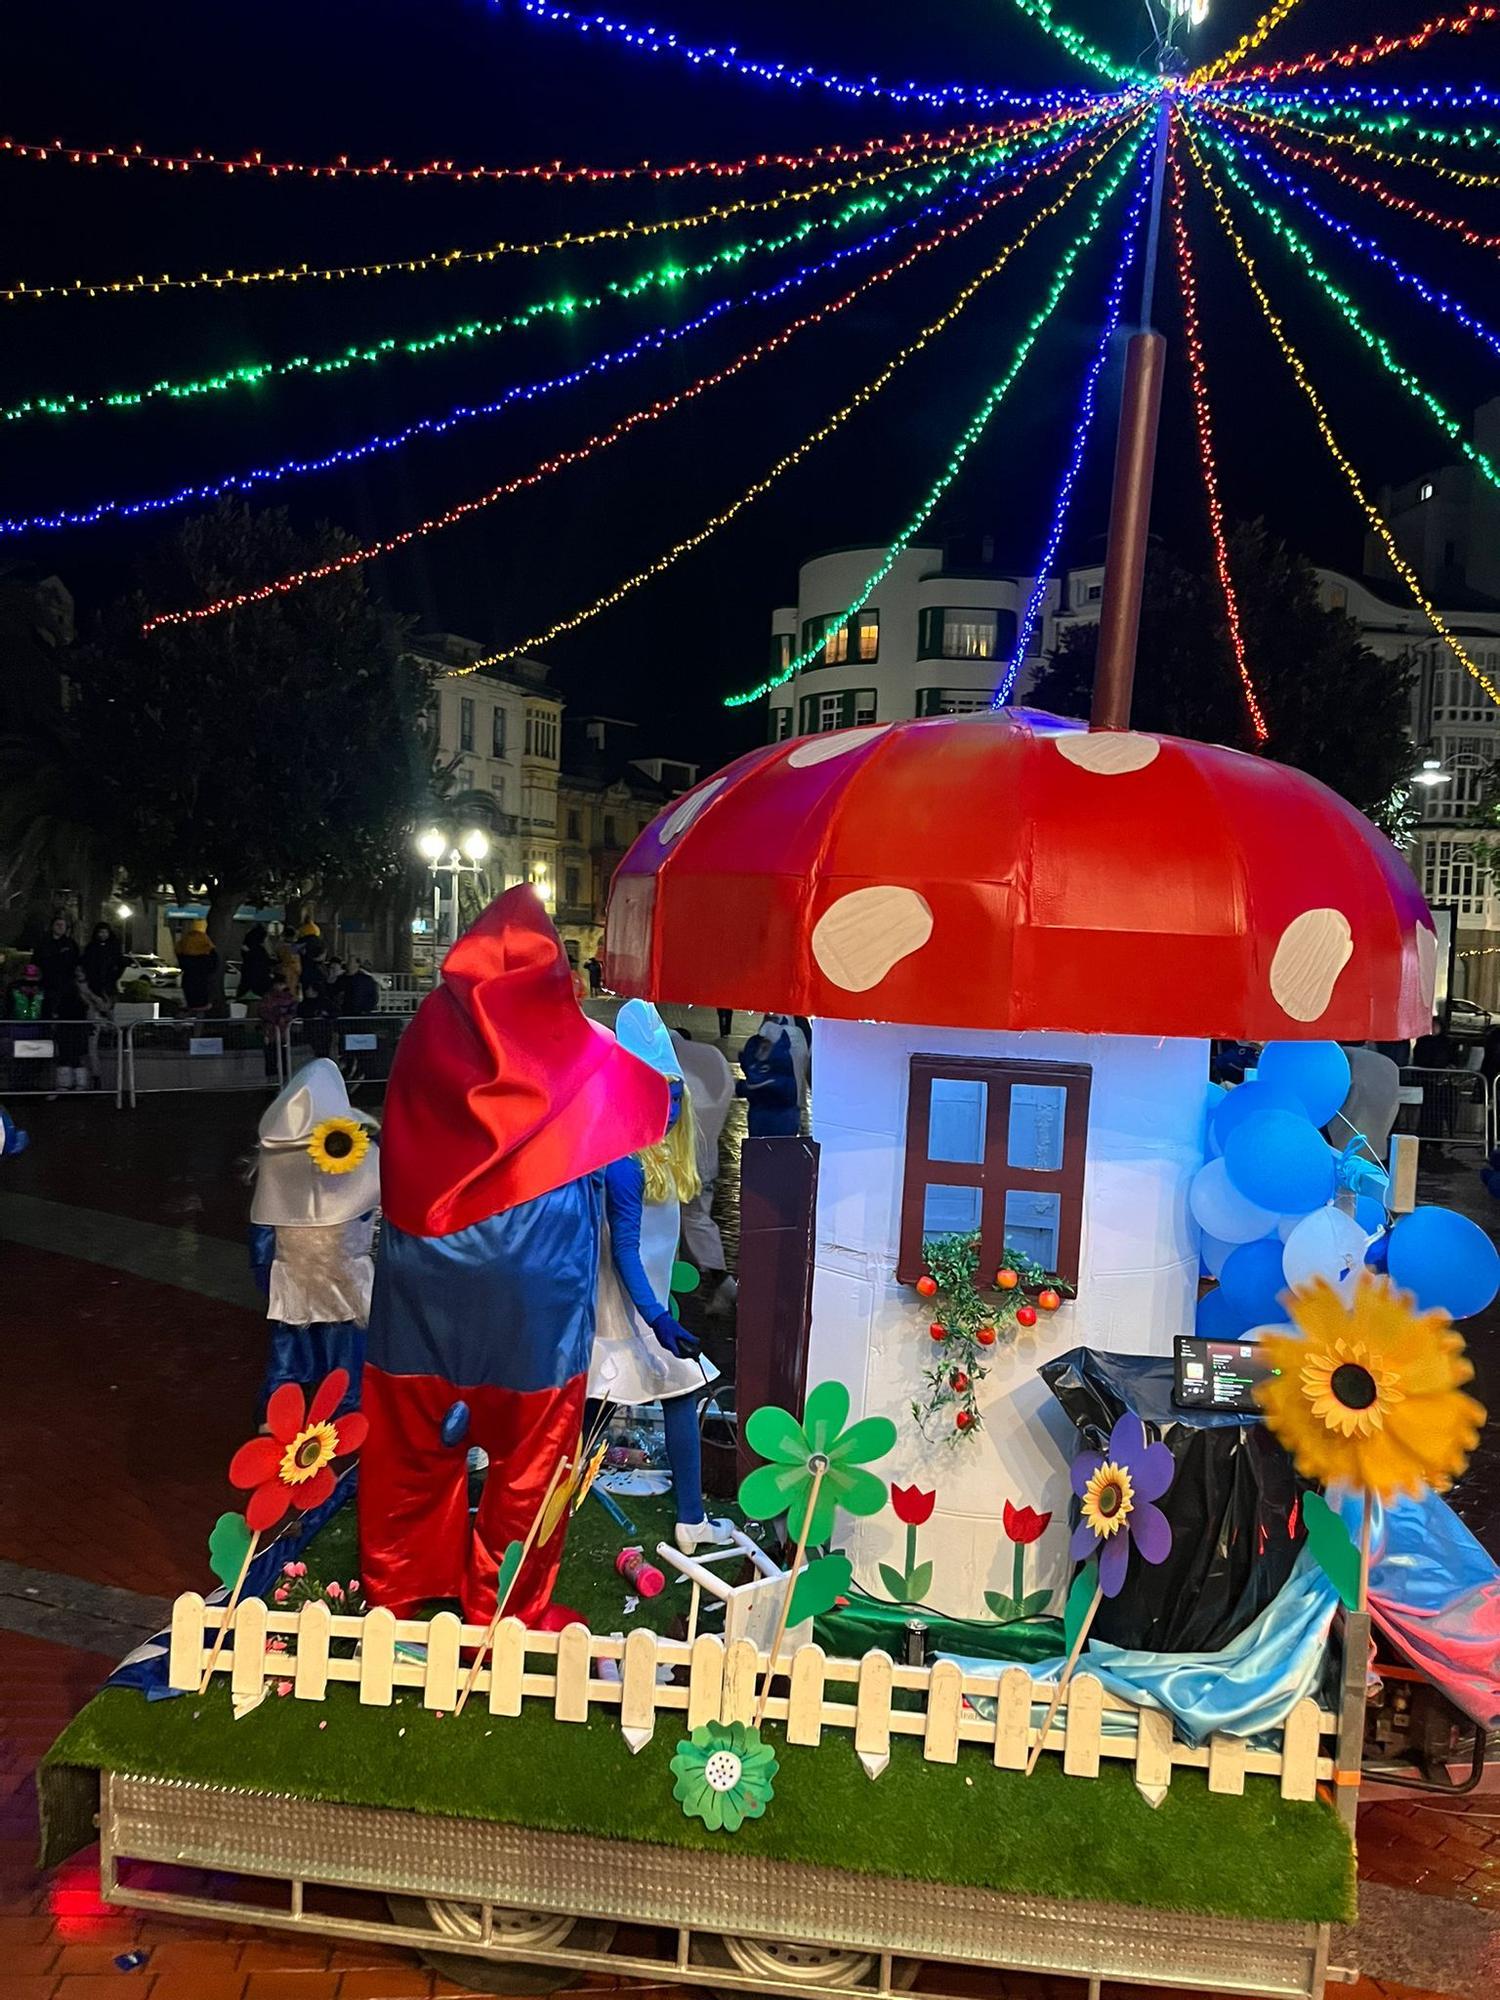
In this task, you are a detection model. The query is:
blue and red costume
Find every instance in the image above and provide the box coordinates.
[359,889,668,1629]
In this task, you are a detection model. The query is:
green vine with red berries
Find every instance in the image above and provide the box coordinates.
[912,1233,1072,1444]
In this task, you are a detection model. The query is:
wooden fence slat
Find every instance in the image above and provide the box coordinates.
[687,1634,725,1730]
[993,1667,1032,1770]
[1134,1705,1174,1805]
[359,1606,396,1706]
[230,1598,268,1698]
[424,1611,462,1711]
[1062,1673,1103,1778]
[619,1628,659,1751]
[554,1622,592,1723]
[293,1601,331,1701]
[1280,1699,1321,1802]
[721,1639,758,1725]
[786,1644,827,1747]
[168,1593,205,1693]
[488,1618,526,1717]
[1207,1731,1248,1796]
[922,1659,963,1764]
[854,1650,894,1778]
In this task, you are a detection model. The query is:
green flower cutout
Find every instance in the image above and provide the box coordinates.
[738,1381,895,1545]
[671,1720,778,1833]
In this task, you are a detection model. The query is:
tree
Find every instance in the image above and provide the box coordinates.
[69,503,429,987]
[1028,522,1417,831]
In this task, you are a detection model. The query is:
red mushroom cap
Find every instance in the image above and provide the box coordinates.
[605,712,1433,1040]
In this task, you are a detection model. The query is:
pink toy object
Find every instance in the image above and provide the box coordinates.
[615,1546,665,1597]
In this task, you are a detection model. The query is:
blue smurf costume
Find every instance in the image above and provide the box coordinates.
[588,999,732,1555]
[249,1057,378,1421]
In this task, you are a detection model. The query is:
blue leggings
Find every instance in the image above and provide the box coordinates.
[588,1392,704,1525]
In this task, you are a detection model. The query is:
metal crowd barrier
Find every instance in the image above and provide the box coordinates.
[285,1014,405,1083]
[126,1015,278,1102]
[0,1019,126,1105]
[1396,1064,1490,1162]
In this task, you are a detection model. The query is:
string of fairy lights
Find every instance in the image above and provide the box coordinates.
[5,1,1500,733]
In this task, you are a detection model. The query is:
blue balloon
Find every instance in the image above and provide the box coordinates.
[1208,1080,1303,1157]
[1220,1237,1288,1323]
[1197,1286,1252,1338]
[1353,1194,1387,1235]
[1255,1042,1352,1127]
[1365,1232,1389,1272]
[1387,1206,1500,1320]
[1223,1110,1337,1217]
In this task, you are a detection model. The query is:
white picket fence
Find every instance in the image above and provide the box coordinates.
[167,1593,1336,1802]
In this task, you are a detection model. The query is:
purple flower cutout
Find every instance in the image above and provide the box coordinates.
[1069,1413,1174,1599]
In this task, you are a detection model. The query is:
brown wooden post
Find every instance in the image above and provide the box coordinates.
[1089,329,1167,733]
[734,1136,820,1487]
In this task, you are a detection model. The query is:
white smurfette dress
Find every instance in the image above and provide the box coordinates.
[587,1168,719,1405]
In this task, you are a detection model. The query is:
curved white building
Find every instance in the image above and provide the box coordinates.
[767,544,1055,740]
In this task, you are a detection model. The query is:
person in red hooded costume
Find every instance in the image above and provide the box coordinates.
[359,887,668,1629]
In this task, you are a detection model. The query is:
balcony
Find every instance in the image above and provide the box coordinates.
[556,903,596,927]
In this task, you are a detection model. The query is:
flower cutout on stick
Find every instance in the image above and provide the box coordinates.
[671,1721,778,1833]
[307,1116,370,1176]
[1256,1271,1484,1500]
[1069,1413,1174,1599]
[739,1381,895,1546]
[228,1369,368,1531]
[881,1484,936,1605]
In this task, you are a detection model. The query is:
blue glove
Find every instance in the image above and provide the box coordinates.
[651,1311,701,1361]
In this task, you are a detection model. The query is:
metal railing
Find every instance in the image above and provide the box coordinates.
[0,1018,126,1104]
[127,1015,279,1100]
[1396,1064,1491,1161]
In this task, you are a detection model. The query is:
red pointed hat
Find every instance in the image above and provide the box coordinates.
[381,886,670,1237]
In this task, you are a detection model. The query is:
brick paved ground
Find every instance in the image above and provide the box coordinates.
[1,1095,1496,1998]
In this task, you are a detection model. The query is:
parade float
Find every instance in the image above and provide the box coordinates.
[38,706,1499,2000]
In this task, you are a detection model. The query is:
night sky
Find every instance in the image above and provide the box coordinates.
[4,0,1495,763]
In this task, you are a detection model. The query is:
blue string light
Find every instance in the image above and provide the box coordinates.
[993,143,1152,707]
[0,122,1122,538]
[1206,81,1500,115]
[512,0,1113,111]
[1200,112,1500,363]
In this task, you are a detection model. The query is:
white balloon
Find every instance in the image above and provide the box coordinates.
[1200,1232,1238,1279]
[1282,1205,1373,1299]
[1277,1211,1315,1243]
[1190,1158,1281,1245]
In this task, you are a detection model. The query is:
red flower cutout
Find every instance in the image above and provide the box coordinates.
[228,1369,368,1532]
[891,1484,936,1527]
[1003,1500,1052,1546]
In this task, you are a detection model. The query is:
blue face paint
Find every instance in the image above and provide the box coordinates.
[667,1077,684,1130]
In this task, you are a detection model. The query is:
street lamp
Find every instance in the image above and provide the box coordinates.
[460,829,491,863]
[1414,755,1453,789]
[414,826,493,975]
[416,827,446,862]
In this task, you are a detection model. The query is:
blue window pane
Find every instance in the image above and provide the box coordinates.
[1008,1084,1066,1171]
[1004,1188,1060,1270]
[923,1184,982,1235]
[928,1077,986,1164]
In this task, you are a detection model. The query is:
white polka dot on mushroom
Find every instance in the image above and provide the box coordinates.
[786,724,891,769]
[658,775,729,844]
[1053,732,1160,775]
[811,885,933,992]
[1415,924,1438,1015]
[1270,908,1354,1022]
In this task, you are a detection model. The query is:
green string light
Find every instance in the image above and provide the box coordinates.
[2,117,1095,429]
[1224,90,1500,152]
[724,129,1146,709]
[1195,119,1500,498]
[1005,0,1150,86]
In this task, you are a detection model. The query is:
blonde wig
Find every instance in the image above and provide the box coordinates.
[639,1086,702,1206]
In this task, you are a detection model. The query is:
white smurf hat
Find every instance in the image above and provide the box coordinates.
[251,1057,380,1227]
[614,998,681,1079]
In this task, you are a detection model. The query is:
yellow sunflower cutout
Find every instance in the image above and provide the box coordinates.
[307,1116,370,1176]
[1256,1271,1485,1500]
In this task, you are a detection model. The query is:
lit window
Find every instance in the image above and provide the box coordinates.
[770,632,793,672]
[1420,481,1435,502]
[919,607,1016,661]
[800,610,878,668]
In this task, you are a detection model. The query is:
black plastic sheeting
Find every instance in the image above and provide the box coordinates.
[1040,1348,1308,1655]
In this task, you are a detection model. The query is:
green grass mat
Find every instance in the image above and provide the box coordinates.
[45,1679,1352,1924]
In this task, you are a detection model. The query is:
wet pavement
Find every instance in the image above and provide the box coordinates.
[0,1077,1497,2000]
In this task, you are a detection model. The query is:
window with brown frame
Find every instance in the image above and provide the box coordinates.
[897,1055,1091,1286]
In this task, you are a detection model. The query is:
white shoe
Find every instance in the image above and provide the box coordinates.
[54,1066,73,1092]
[673,1516,736,1555]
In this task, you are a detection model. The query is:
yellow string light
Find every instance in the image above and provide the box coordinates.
[1184,122,1500,712]
[1225,102,1500,190]
[1191,0,1310,87]
[0,126,1073,305]
[448,122,1137,677]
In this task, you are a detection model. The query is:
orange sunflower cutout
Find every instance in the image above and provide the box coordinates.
[228,1369,368,1530]
[1255,1271,1485,1501]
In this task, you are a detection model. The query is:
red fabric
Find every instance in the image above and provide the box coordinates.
[605,713,1434,1041]
[382,886,669,1237]
[358,1365,586,1626]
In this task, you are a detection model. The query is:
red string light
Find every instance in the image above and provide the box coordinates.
[1218,3,1499,88]
[1168,124,1268,744]
[0,122,1018,186]
[140,120,1124,635]
[1210,109,1500,253]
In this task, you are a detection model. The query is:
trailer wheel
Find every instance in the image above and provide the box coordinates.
[386,1895,616,1993]
[696,1932,921,1991]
